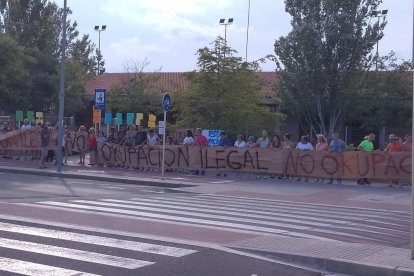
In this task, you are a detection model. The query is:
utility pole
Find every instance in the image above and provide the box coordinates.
[219,18,233,59]
[94,25,106,74]
[56,0,67,173]
[371,10,388,71]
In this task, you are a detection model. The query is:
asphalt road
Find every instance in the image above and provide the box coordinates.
[0,218,321,276]
[0,173,325,276]
[0,172,166,203]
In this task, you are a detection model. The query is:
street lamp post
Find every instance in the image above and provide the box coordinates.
[371,10,388,71]
[411,0,414,261]
[94,25,106,75]
[56,0,67,173]
[219,18,233,58]
[245,0,251,62]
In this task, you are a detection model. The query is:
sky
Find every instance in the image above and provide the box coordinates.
[58,0,412,73]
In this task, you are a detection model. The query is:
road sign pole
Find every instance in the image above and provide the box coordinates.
[161,92,171,181]
[161,110,167,180]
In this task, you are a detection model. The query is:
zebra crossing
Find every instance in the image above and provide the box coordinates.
[0,219,197,276]
[23,193,411,248]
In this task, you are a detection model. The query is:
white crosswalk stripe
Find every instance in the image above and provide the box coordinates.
[105,198,408,235]
[29,194,410,247]
[0,237,154,269]
[0,256,100,276]
[0,222,196,257]
[0,219,197,275]
[169,196,408,227]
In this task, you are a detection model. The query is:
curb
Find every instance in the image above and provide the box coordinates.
[0,166,196,189]
[236,248,414,276]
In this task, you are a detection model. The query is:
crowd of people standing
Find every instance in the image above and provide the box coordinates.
[1,121,412,187]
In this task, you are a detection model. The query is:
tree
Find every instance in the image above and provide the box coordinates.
[26,49,59,112]
[0,0,77,57]
[95,48,105,75]
[0,34,30,113]
[63,59,90,117]
[68,34,100,75]
[175,37,278,136]
[107,59,163,115]
[274,0,386,137]
[343,52,413,128]
[0,0,100,120]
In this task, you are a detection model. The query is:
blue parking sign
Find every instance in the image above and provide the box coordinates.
[95,89,106,110]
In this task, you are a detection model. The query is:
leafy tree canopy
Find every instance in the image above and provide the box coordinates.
[0,34,31,112]
[0,0,103,118]
[108,59,163,116]
[175,37,280,136]
[275,0,386,136]
[344,52,413,128]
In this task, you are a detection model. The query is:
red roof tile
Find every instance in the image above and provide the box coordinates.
[85,72,277,98]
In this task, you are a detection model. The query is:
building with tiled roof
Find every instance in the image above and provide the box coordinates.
[85,72,277,103]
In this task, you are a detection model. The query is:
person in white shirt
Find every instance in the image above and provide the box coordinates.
[147,129,159,146]
[18,119,32,161]
[21,119,32,131]
[234,134,246,148]
[295,135,313,181]
[182,129,195,145]
[296,135,314,150]
[256,130,270,148]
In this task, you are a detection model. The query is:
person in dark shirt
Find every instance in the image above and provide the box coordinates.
[106,127,116,143]
[39,123,50,168]
[116,124,127,144]
[218,132,232,147]
[135,126,147,146]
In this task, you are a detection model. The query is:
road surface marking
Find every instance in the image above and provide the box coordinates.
[102,199,339,227]
[0,222,197,257]
[0,256,100,276]
[71,200,315,230]
[35,200,376,241]
[210,180,234,184]
[73,199,404,242]
[98,186,126,190]
[193,195,409,221]
[140,197,409,233]
[198,194,411,215]
[0,238,153,269]
[34,201,306,236]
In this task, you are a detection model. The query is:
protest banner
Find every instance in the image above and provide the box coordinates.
[95,143,411,181]
[126,113,135,125]
[35,112,44,124]
[1,130,411,181]
[135,113,143,126]
[15,111,24,122]
[0,129,88,152]
[148,114,156,128]
[202,130,222,146]
[27,111,34,122]
[92,109,101,124]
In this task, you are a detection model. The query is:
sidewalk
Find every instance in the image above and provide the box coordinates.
[228,234,414,276]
